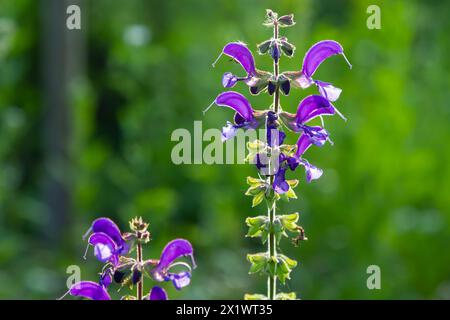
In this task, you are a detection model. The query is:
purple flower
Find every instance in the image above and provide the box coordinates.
[67,281,111,300]
[83,217,130,265]
[213,42,256,88]
[206,91,261,141]
[99,268,113,288]
[280,95,336,147]
[297,40,352,105]
[147,286,168,300]
[289,134,323,183]
[152,239,196,290]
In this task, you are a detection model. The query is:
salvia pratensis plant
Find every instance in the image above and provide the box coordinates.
[205,10,351,300]
[60,217,196,300]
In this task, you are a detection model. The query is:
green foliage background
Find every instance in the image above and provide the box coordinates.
[0,0,449,299]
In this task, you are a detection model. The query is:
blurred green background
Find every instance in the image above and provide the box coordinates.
[0,0,449,299]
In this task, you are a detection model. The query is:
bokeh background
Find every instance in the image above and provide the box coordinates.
[0,0,449,299]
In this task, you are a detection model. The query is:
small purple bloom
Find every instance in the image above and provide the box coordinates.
[214,42,256,78]
[148,286,168,300]
[88,232,118,264]
[222,72,238,88]
[296,40,351,105]
[214,91,259,141]
[152,239,196,290]
[84,217,130,256]
[68,281,111,300]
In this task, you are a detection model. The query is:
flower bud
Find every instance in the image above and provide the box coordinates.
[278,14,295,27]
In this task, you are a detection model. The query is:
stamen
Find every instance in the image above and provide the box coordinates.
[83,243,91,260]
[334,106,347,122]
[328,136,334,146]
[167,261,192,272]
[58,289,70,300]
[202,100,216,115]
[82,227,92,240]
[342,53,352,69]
[319,115,325,127]
[212,51,224,68]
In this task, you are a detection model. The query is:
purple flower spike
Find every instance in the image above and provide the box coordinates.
[85,218,129,256]
[221,42,256,76]
[69,281,111,300]
[149,286,168,300]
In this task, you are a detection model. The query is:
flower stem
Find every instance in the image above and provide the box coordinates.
[137,241,143,300]
[267,21,280,300]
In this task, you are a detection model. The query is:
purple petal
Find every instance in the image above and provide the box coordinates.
[301,160,323,182]
[295,95,335,125]
[152,239,195,282]
[149,286,168,300]
[315,80,342,102]
[295,133,313,158]
[222,72,238,88]
[223,42,256,76]
[215,91,254,122]
[273,167,289,194]
[166,271,191,290]
[302,40,348,78]
[69,281,111,300]
[159,239,194,268]
[89,232,117,263]
[302,125,330,147]
[221,122,238,142]
[89,218,129,255]
[99,270,112,288]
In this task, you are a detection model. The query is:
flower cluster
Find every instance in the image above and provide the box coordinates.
[205,10,350,299]
[60,217,196,300]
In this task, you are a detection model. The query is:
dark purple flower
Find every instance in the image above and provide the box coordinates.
[147,286,168,300]
[152,239,196,291]
[297,40,351,106]
[266,111,285,147]
[273,167,289,194]
[287,134,323,183]
[84,218,130,255]
[206,91,260,141]
[68,281,111,300]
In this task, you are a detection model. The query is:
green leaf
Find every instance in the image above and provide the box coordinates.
[245,216,267,238]
[286,179,299,188]
[246,176,265,187]
[245,185,265,196]
[276,254,298,284]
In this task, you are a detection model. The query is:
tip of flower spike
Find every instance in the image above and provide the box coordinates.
[342,53,352,69]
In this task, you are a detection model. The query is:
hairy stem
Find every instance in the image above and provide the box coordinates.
[267,21,280,300]
[137,241,143,300]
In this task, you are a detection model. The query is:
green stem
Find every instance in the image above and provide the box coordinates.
[267,21,280,300]
[137,241,143,300]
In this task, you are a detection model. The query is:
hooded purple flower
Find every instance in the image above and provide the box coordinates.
[83,217,130,265]
[208,91,261,141]
[280,95,336,147]
[152,239,196,290]
[287,40,351,115]
[213,42,257,88]
[67,281,111,300]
